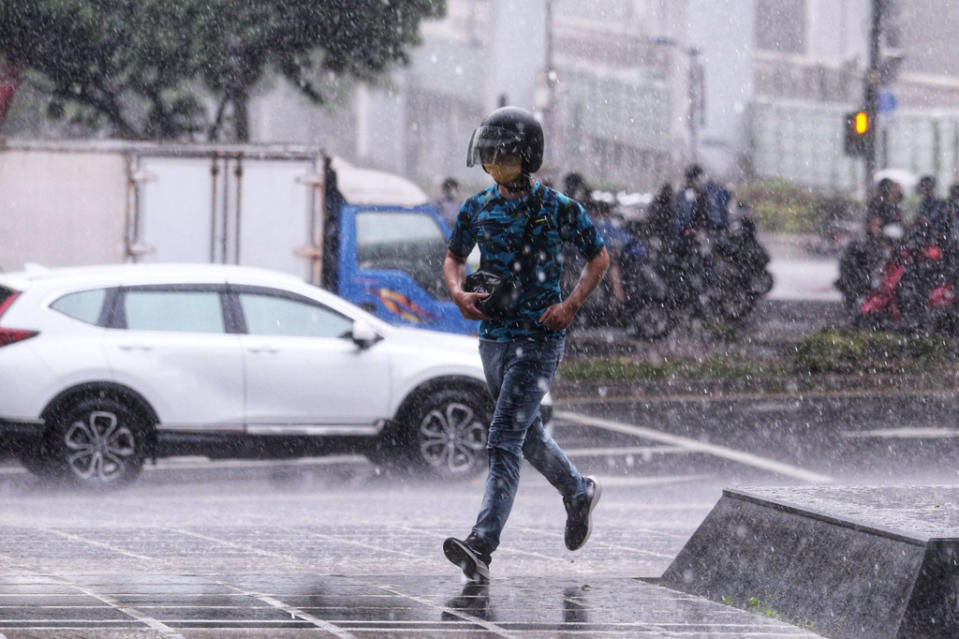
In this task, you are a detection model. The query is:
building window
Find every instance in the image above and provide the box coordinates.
[755,0,806,54]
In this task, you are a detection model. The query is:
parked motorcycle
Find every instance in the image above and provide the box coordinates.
[835,223,902,312]
[854,224,958,333]
[625,214,774,340]
[565,192,773,340]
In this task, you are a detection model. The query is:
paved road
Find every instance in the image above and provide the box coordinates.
[2,384,956,637]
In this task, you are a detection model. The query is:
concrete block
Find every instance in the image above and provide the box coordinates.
[662,486,959,639]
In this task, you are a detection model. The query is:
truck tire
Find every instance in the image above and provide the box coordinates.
[45,397,149,488]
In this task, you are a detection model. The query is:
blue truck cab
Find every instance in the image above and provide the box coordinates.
[322,157,477,335]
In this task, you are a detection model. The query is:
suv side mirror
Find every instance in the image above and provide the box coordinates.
[350,320,379,349]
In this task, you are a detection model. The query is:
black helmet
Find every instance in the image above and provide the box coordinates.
[467,106,544,173]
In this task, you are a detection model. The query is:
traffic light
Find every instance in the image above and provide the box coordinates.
[844,110,871,157]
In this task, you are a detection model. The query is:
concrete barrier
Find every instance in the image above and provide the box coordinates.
[662,486,959,638]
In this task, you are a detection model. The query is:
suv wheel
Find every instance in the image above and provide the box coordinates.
[390,389,492,479]
[47,397,149,488]
[413,389,489,479]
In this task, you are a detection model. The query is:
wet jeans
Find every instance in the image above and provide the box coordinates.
[471,336,587,552]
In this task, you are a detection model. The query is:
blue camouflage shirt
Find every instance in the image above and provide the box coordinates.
[448,181,605,341]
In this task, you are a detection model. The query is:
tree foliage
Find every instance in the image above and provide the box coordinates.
[0,0,445,140]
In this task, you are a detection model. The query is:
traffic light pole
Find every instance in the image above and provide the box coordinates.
[864,0,883,196]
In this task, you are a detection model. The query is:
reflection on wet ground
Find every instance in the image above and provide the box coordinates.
[0,573,818,637]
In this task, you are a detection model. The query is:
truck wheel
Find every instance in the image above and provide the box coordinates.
[406,389,490,480]
[46,397,149,489]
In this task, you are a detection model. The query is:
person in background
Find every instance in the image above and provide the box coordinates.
[436,177,462,229]
[646,183,675,246]
[672,164,710,253]
[940,184,959,278]
[865,178,903,240]
[589,198,630,304]
[562,171,591,205]
[561,172,627,305]
[913,175,946,245]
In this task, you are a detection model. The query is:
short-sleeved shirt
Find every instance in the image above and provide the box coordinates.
[448,181,605,341]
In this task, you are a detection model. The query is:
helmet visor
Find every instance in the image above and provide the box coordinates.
[467,125,525,167]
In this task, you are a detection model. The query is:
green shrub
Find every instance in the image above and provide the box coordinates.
[736,179,860,235]
[789,328,958,373]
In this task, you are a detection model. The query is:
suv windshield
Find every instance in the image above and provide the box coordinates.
[355,211,448,299]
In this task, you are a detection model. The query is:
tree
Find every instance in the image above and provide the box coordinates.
[0,0,445,141]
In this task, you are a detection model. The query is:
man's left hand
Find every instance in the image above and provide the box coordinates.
[538,301,577,331]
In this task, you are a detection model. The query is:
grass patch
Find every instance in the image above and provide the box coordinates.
[557,329,959,385]
[788,328,959,374]
[736,179,859,235]
[557,355,783,383]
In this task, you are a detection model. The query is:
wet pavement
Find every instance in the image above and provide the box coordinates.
[0,574,819,637]
[0,450,823,638]
[4,319,959,637]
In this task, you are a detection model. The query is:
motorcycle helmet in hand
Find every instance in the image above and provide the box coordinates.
[464,270,518,319]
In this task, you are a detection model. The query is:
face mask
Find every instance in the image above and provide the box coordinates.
[483,159,522,185]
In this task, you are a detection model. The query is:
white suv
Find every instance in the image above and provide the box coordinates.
[0,264,550,488]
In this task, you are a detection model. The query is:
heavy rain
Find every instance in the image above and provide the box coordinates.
[1,1,958,637]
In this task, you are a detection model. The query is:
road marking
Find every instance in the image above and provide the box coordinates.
[398,526,566,563]
[842,427,959,439]
[556,410,834,484]
[39,527,358,637]
[378,585,514,638]
[310,532,423,559]
[219,586,357,639]
[168,527,296,562]
[514,526,675,559]
[0,550,186,639]
[523,472,714,490]
[44,528,155,562]
[586,473,715,487]
[564,445,689,457]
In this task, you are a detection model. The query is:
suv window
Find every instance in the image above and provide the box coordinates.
[239,292,353,338]
[355,211,449,299]
[123,290,225,334]
[51,289,107,325]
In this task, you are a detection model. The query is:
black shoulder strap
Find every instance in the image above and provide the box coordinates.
[516,185,545,274]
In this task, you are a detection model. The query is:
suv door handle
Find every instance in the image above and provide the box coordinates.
[247,346,279,354]
[118,343,153,352]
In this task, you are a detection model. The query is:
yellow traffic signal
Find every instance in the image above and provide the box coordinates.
[844,110,872,157]
[854,111,869,135]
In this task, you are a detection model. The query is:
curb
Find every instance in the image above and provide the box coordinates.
[552,370,959,402]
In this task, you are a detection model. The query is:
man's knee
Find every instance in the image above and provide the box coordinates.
[487,429,525,459]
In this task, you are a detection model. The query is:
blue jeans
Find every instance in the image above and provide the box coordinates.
[471,336,586,552]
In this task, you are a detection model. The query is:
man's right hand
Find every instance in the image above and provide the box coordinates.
[453,291,491,321]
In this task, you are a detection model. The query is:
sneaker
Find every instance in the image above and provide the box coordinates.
[443,536,491,583]
[564,475,602,551]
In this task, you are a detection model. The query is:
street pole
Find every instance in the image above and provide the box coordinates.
[538,0,558,172]
[688,47,702,163]
[654,37,701,165]
[864,0,883,196]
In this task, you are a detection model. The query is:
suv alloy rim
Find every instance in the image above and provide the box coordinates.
[418,401,486,474]
[64,411,136,481]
